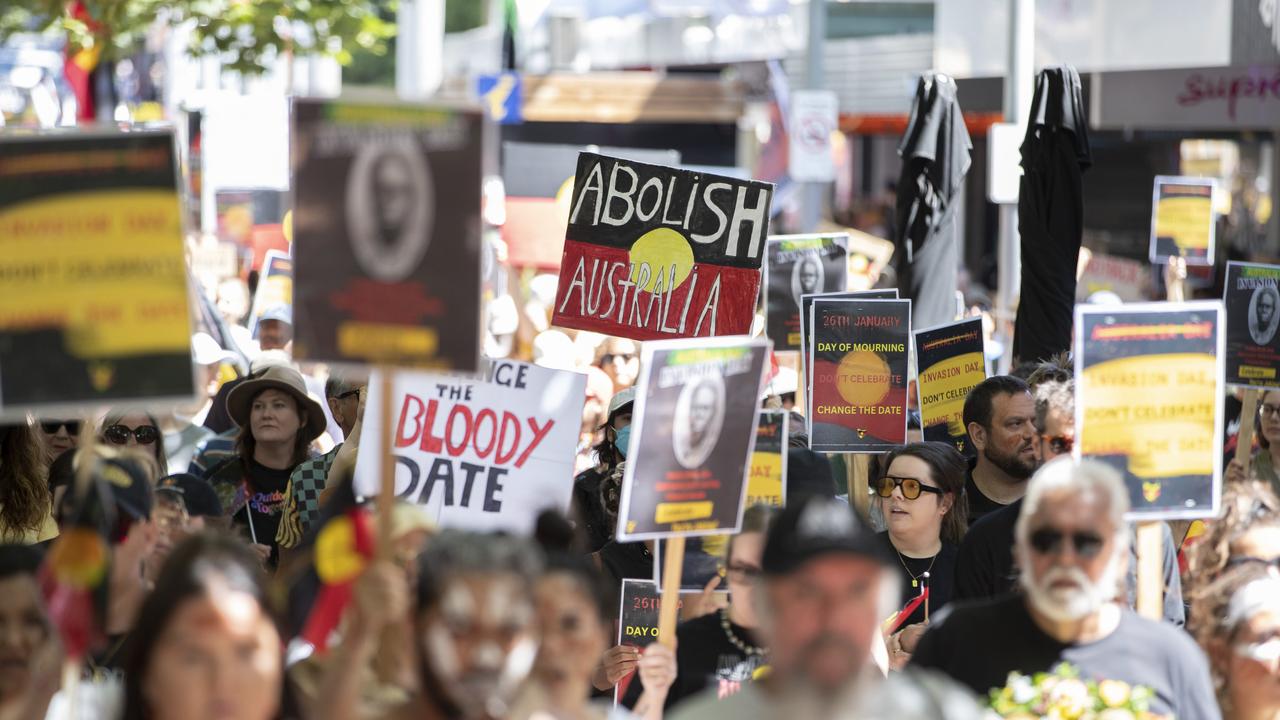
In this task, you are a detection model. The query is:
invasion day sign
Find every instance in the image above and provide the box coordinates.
[798,289,897,393]
[748,410,787,507]
[354,360,585,533]
[1224,261,1280,389]
[915,318,986,455]
[247,250,292,339]
[1074,302,1224,520]
[1149,175,1216,266]
[292,99,483,370]
[808,299,910,452]
[552,152,774,340]
[0,130,194,419]
[616,337,770,541]
[765,234,849,351]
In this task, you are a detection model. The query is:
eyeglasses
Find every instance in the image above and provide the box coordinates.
[1235,638,1280,665]
[1042,434,1074,454]
[726,563,762,583]
[334,389,361,401]
[40,420,82,435]
[875,476,945,500]
[104,424,160,446]
[1028,528,1105,559]
[1261,404,1280,419]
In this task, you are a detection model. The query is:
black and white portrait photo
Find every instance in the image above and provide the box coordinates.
[791,254,825,308]
[1250,285,1280,346]
[345,143,434,282]
[672,374,726,469]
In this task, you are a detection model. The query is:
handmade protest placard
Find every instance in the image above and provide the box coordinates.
[765,234,849,351]
[291,99,484,370]
[1075,301,1224,520]
[748,410,787,508]
[354,359,585,533]
[551,152,774,340]
[1225,261,1280,389]
[248,250,292,338]
[613,579,688,704]
[0,130,194,419]
[615,337,770,541]
[807,298,911,453]
[798,289,897,393]
[1149,176,1216,266]
[915,318,986,455]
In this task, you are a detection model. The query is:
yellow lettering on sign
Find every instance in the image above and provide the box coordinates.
[338,322,439,361]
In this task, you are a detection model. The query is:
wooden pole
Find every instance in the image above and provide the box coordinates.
[850,454,871,519]
[376,366,397,561]
[1135,521,1163,620]
[657,536,686,648]
[1236,389,1262,473]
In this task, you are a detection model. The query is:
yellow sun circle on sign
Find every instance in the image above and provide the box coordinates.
[628,228,695,294]
[553,176,575,225]
[282,210,294,244]
[835,350,891,407]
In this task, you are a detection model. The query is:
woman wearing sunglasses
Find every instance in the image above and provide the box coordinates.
[100,410,169,477]
[875,442,968,670]
[1189,562,1280,720]
[37,419,81,467]
[1228,390,1280,498]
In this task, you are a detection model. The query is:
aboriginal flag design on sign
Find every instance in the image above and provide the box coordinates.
[551,152,774,341]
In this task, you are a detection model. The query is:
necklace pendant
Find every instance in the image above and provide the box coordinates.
[911,579,918,588]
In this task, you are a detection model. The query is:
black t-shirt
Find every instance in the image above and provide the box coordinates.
[911,595,1219,719]
[963,462,1011,526]
[621,611,765,711]
[571,465,613,553]
[878,532,957,628]
[238,458,291,559]
[953,498,1021,602]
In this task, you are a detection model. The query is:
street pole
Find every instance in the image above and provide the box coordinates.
[994,0,1034,373]
[799,0,826,232]
[396,0,445,101]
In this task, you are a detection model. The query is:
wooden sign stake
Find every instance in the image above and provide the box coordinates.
[850,454,871,519]
[1236,389,1262,475]
[657,536,686,648]
[376,365,397,560]
[1135,521,1163,620]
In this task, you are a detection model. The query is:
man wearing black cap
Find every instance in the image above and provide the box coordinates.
[669,497,982,719]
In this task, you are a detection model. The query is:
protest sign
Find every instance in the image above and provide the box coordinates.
[354,359,585,533]
[0,130,194,419]
[291,99,484,370]
[248,250,292,339]
[915,318,987,454]
[748,410,788,508]
[1074,301,1224,520]
[614,579,686,703]
[807,299,911,453]
[1076,250,1152,303]
[765,234,849,351]
[654,536,732,592]
[798,289,898,393]
[1149,176,1216,266]
[616,337,770,541]
[1224,261,1280,389]
[551,152,774,341]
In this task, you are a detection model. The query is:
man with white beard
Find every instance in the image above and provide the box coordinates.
[911,458,1220,719]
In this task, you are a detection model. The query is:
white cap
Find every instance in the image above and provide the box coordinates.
[191,332,226,366]
[533,330,576,371]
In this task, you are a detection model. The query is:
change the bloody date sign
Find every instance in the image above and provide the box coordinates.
[616,337,770,541]
[807,298,911,453]
[552,152,774,341]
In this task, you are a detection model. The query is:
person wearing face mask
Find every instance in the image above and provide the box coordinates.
[318,530,543,720]
[911,458,1220,719]
[1189,563,1280,720]
[572,389,635,554]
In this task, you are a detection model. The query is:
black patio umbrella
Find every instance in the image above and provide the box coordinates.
[1012,65,1092,365]
[893,73,973,332]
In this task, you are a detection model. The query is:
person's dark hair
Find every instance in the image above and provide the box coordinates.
[1026,352,1072,389]
[415,530,543,612]
[724,503,778,566]
[880,442,969,544]
[100,409,169,477]
[1009,360,1040,380]
[234,388,312,469]
[591,427,623,468]
[0,422,52,535]
[0,544,44,580]
[534,509,579,555]
[962,375,1031,432]
[541,552,614,622]
[122,533,283,720]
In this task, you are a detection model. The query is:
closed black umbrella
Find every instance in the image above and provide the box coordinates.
[1012,65,1092,365]
[893,73,972,331]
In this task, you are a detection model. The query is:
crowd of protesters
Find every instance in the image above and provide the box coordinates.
[0,283,1276,720]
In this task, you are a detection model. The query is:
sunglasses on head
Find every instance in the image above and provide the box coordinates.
[1028,528,1105,559]
[875,476,945,500]
[334,389,361,401]
[104,424,160,446]
[41,420,82,435]
[1042,434,1073,454]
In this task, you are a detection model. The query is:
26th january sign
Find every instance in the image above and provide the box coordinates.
[552,152,774,340]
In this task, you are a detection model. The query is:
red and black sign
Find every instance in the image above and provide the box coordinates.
[551,152,774,340]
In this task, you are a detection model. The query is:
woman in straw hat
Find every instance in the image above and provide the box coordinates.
[207,365,325,568]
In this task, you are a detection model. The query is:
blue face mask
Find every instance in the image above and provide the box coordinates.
[614,425,632,458]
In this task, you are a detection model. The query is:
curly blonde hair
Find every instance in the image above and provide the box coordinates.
[1184,480,1280,587]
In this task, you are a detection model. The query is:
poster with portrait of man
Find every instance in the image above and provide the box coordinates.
[616,337,770,541]
[291,99,484,371]
[1075,301,1224,520]
[765,234,849,351]
[1225,261,1280,389]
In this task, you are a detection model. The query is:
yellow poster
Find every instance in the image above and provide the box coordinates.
[1150,176,1216,265]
